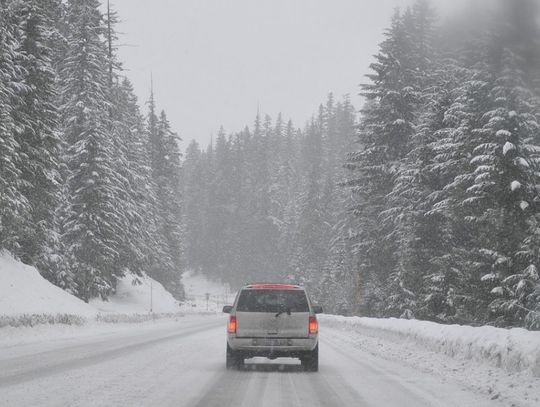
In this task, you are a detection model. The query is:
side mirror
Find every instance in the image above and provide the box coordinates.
[312,305,323,314]
[222,305,233,314]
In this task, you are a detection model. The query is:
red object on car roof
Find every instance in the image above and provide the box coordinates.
[247,283,299,289]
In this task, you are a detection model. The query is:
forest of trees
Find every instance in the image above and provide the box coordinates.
[2,0,540,330]
[184,0,540,329]
[0,0,184,301]
[344,0,540,329]
[182,97,357,314]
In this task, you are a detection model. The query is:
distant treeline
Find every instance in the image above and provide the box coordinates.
[182,97,357,314]
[0,0,184,301]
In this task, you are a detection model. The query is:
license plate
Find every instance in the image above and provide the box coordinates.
[268,339,288,346]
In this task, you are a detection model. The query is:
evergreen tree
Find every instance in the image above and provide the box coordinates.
[468,0,540,327]
[146,90,184,299]
[345,9,417,317]
[111,78,158,278]
[0,1,28,255]
[59,0,127,301]
[182,139,205,272]
[10,0,62,276]
[383,2,439,319]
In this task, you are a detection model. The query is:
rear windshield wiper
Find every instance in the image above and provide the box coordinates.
[275,307,291,317]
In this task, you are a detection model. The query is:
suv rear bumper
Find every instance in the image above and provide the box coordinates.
[228,336,317,357]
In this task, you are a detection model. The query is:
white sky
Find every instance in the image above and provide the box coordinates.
[110,0,472,147]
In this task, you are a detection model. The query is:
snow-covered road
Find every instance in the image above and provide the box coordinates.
[0,316,502,406]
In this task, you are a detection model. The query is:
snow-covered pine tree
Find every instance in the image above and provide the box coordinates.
[422,0,540,327]
[345,8,417,317]
[415,61,472,322]
[320,235,351,314]
[147,102,185,300]
[382,1,441,320]
[315,95,357,310]
[111,77,161,279]
[103,2,163,283]
[468,0,540,327]
[228,129,257,285]
[0,1,30,256]
[9,0,62,277]
[277,120,301,282]
[241,113,281,284]
[0,0,27,252]
[205,127,232,281]
[197,137,217,278]
[39,0,68,69]
[182,139,206,272]
[144,85,174,284]
[269,113,287,220]
[59,0,127,301]
[429,67,495,323]
[412,3,498,324]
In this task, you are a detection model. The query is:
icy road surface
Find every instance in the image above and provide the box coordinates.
[0,316,497,407]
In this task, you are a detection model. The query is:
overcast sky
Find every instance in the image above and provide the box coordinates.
[110,0,472,148]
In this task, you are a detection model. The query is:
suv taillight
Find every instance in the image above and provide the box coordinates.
[309,316,318,334]
[228,315,237,333]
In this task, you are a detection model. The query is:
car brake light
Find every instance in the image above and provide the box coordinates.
[309,316,318,334]
[228,315,237,333]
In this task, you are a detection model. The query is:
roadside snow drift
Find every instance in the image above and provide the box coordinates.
[321,315,540,377]
[0,252,181,322]
[90,274,180,314]
[0,253,96,317]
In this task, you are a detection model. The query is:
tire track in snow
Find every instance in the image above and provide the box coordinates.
[309,366,369,406]
[188,369,252,407]
[0,319,221,387]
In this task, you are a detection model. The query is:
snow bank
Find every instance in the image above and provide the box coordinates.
[0,253,235,329]
[0,252,182,327]
[89,273,180,314]
[0,252,96,317]
[321,315,540,377]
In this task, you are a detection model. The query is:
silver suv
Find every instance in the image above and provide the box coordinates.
[222,283,322,371]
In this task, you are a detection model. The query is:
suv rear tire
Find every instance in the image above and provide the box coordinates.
[226,344,244,369]
[301,344,319,372]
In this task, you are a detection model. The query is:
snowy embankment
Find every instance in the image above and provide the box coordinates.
[0,254,96,326]
[0,252,230,328]
[321,314,540,377]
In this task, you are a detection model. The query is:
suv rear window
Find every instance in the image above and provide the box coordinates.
[236,289,309,313]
